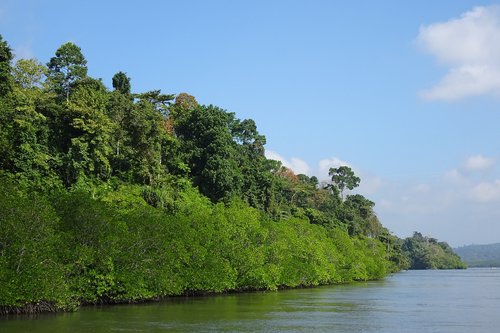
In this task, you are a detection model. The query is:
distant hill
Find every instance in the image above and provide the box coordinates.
[454,243,500,267]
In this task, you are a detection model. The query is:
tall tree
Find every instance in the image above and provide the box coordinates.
[106,90,134,176]
[0,54,59,189]
[175,105,243,202]
[112,71,131,95]
[0,34,14,97]
[47,42,88,101]
[6,82,55,188]
[64,78,112,183]
[231,118,269,208]
[125,99,166,185]
[328,166,360,200]
[135,90,174,116]
[0,35,14,169]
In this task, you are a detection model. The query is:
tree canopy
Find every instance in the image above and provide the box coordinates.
[328,166,360,200]
[112,71,131,95]
[47,42,88,101]
[0,35,14,97]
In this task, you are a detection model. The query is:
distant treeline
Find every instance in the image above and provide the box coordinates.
[455,243,500,267]
[402,232,466,270]
[0,35,464,314]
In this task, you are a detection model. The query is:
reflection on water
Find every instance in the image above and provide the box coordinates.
[2,269,500,332]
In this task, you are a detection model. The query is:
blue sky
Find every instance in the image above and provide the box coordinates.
[2,0,500,246]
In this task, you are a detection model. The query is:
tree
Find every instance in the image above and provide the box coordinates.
[0,54,59,189]
[125,99,166,185]
[0,36,15,168]
[175,105,243,202]
[47,42,88,101]
[64,78,113,183]
[135,90,174,116]
[328,166,360,200]
[2,89,55,188]
[232,119,264,147]
[169,93,199,136]
[13,58,47,90]
[342,194,382,237]
[402,232,466,269]
[112,71,131,95]
[173,92,198,112]
[106,90,134,176]
[231,118,269,209]
[0,34,14,97]
[107,72,134,176]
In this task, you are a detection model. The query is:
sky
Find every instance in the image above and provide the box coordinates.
[2,0,500,246]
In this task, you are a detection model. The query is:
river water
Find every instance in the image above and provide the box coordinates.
[2,268,499,332]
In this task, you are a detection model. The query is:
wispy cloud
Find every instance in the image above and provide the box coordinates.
[376,154,500,245]
[444,168,470,185]
[464,154,495,171]
[418,5,500,101]
[470,180,500,202]
[415,183,431,193]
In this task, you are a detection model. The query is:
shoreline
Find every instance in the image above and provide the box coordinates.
[0,276,386,316]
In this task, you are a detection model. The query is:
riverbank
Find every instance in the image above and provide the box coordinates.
[1,276,388,316]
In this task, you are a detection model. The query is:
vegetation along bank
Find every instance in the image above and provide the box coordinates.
[0,35,465,315]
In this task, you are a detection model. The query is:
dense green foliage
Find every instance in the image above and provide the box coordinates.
[402,232,466,269]
[455,243,500,267]
[0,35,456,314]
[0,179,393,314]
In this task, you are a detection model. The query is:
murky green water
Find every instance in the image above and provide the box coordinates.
[2,268,499,332]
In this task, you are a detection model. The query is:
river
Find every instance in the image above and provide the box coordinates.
[1,268,499,332]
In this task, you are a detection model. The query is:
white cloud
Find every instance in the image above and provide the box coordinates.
[264,153,378,193]
[415,183,431,192]
[470,180,500,202]
[288,157,310,175]
[375,156,500,244]
[262,152,500,244]
[264,150,311,175]
[418,5,500,101]
[318,157,351,179]
[464,154,495,171]
[264,150,283,162]
[420,65,500,101]
[444,168,469,185]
